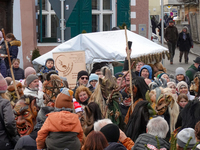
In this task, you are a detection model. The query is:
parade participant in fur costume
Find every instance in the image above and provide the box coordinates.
[89,67,122,126]
[7,81,24,107]
[124,76,149,124]
[146,79,179,134]
[43,71,66,107]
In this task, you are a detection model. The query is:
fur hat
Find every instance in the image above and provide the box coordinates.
[175,67,185,76]
[114,72,124,79]
[0,74,7,93]
[0,31,2,38]
[55,88,73,109]
[26,74,38,87]
[176,81,188,92]
[89,73,99,83]
[177,128,196,148]
[25,67,36,78]
[77,70,89,80]
[100,124,120,142]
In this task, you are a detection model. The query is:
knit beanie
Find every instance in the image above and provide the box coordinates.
[77,70,89,80]
[25,67,36,78]
[73,101,83,113]
[167,81,176,88]
[175,67,186,76]
[55,88,73,109]
[176,81,188,91]
[114,72,124,79]
[89,73,99,83]
[26,74,38,87]
[100,124,120,142]
[177,128,196,148]
[0,31,2,38]
[45,58,54,65]
[0,74,7,93]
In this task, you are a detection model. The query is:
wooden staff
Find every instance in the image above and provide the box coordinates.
[124,26,134,110]
[2,29,20,99]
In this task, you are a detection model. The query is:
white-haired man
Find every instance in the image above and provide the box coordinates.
[94,119,134,150]
[132,116,170,150]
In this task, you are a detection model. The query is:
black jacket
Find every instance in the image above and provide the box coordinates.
[177,32,193,52]
[7,67,24,80]
[0,40,6,54]
[164,25,178,43]
[132,133,170,150]
[0,96,17,149]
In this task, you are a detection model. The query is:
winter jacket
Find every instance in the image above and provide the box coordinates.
[186,64,198,82]
[177,32,193,52]
[39,66,58,76]
[14,134,37,150]
[36,111,83,150]
[7,67,24,80]
[132,133,170,150]
[5,40,21,69]
[0,58,7,77]
[0,39,6,54]
[157,22,166,36]
[164,25,178,43]
[104,142,127,150]
[139,65,153,80]
[0,96,17,150]
[23,87,44,107]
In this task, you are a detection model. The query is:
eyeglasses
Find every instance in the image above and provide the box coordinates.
[81,77,88,80]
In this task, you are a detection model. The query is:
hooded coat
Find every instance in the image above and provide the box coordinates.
[36,111,83,150]
[177,28,193,52]
[139,65,153,80]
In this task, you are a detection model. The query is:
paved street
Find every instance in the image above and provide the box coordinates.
[161,43,200,75]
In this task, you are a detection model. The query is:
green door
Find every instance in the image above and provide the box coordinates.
[117,0,130,29]
[66,0,92,38]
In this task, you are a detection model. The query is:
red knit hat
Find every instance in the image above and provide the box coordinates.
[0,74,8,93]
[73,101,83,113]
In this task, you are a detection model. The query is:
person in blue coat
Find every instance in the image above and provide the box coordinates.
[139,65,153,80]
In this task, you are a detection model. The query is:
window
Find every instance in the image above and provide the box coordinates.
[38,0,59,42]
[92,0,116,32]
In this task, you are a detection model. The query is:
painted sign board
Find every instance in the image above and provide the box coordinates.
[53,51,86,89]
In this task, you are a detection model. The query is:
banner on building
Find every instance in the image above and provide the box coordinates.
[53,51,86,89]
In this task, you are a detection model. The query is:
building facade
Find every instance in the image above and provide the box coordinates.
[1,0,149,69]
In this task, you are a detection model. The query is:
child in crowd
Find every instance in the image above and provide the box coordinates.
[36,88,83,150]
[39,58,58,79]
[177,93,188,110]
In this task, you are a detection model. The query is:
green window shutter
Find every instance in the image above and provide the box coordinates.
[117,0,130,29]
[66,0,91,38]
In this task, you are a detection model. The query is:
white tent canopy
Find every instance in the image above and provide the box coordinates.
[33,30,168,65]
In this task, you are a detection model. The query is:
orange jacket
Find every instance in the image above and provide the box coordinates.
[36,111,83,149]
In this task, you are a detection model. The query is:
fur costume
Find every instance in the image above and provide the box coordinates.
[146,87,179,133]
[124,76,149,124]
[89,67,122,125]
[43,73,66,106]
[190,71,200,97]
[7,81,24,107]
[125,101,150,142]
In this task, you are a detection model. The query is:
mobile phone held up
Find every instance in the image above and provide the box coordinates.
[128,41,132,50]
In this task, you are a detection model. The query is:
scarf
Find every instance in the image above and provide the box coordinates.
[183,32,186,40]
